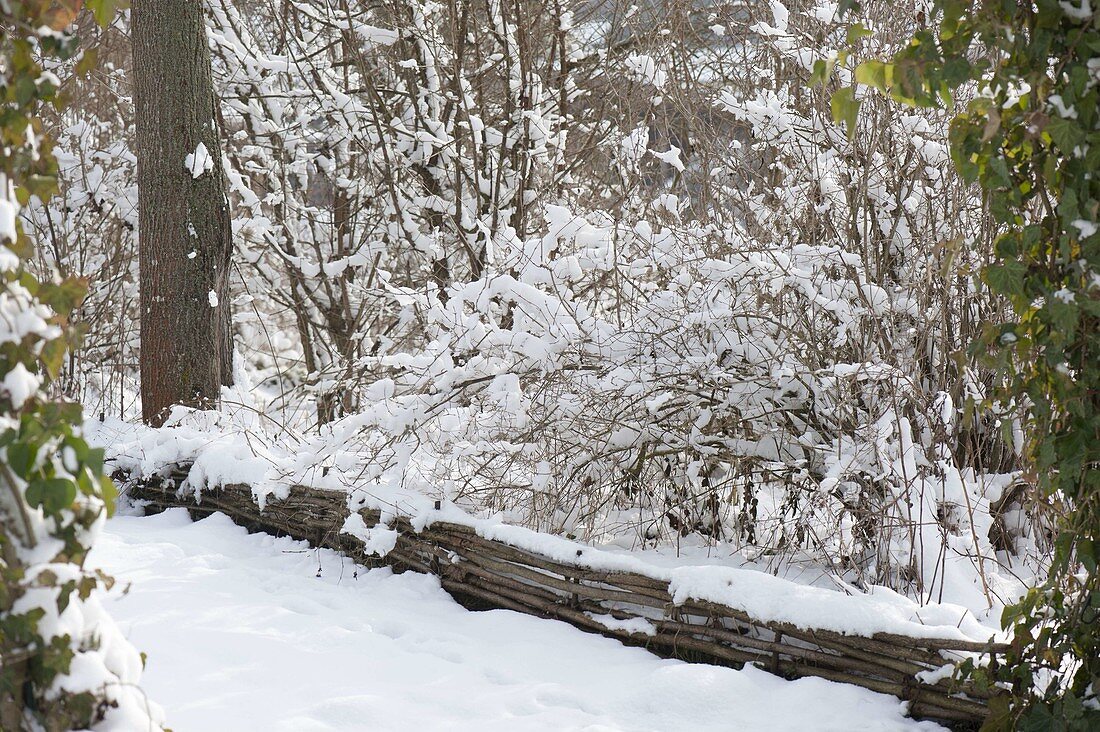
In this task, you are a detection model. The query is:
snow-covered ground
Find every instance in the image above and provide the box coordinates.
[90,510,945,731]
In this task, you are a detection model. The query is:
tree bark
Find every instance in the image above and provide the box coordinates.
[132,0,233,426]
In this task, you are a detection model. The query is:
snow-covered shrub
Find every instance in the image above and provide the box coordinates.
[212,0,1030,604]
[20,13,141,420]
[0,6,162,729]
[31,0,1041,610]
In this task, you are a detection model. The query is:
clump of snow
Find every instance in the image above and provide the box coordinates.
[3,361,41,408]
[91,411,293,510]
[915,664,956,685]
[185,142,214,179]
[342,511,399,556]
[624,54,667,89]
[770,0,790,31]
[653,193,681,217]
[811,0,840,22]
[1048,94,1078,119]
[666,565,989,641]
[356,24,399,48]
[650,145,684,171]
[208,290,220,307]
[1072,219,1097,239]
[0,279,61,345]
[618,125,650,170]
[585,612,657,637]
[0,197,18,244]
[1059,0,1093,20]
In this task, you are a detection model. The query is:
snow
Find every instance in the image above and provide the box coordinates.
[585,613,657,637]
[90,510,944,731]
[1059,0,1093,19]
[1048,95,1078,119]
[341,511,399,556]
[355,24,399,48]
[1073,219,1097,239]
[185,142,214,179]
[649,145,684,172]
[770,0,790,32]
[3,361,41,408]
[624,54,666,90]
[208,290,220,307]
[915,664,956,685]
[0,197,17,243]
[459,518,997,643]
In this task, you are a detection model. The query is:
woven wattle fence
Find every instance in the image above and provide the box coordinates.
[124,472,1005,727]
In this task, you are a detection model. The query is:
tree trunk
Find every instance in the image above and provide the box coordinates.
[132,0,233,426]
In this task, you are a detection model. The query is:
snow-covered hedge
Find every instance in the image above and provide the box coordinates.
[0,5,163,729]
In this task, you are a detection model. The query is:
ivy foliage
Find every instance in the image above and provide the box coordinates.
[1,0,137,728]
[823,0,1099,728]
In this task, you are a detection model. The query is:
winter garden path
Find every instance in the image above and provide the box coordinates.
[91,510,945,732]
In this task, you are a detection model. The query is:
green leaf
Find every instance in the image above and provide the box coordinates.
[8,441,34,477]
[854,61,890,92]
[846,22,873,45]
[836,0,861,17]
[810,59,833,87]
[98,475,118,517]
[942,57,971,87]
[24,174,58,201]
[1046,117,1085,152]
[14,76,37,107]
[1046,298,1079,336]
[37,277,87,318]
[74,48,99,78]
[1079,539,1098,574]
[25,478,77,514]
[88,0,128,27]
[39,337,67,381]
[984,260,1028,297]
[85,447,105,476]
[891,58,930,105]
[830,87,860,139]
[995,231,1020,258]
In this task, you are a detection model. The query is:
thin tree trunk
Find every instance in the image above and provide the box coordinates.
[132,0,233,426]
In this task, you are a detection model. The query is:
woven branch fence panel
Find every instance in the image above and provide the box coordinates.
[124,474,1006,727]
